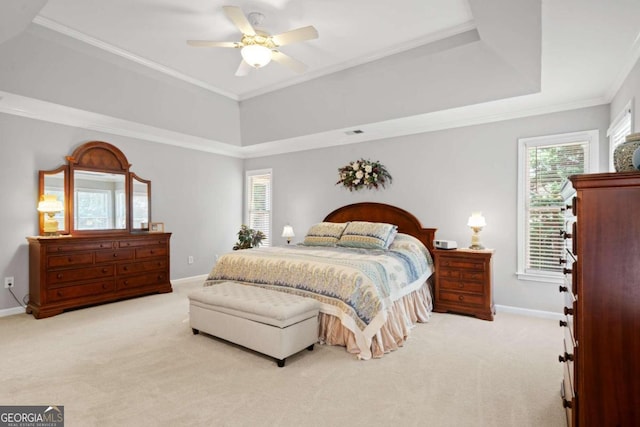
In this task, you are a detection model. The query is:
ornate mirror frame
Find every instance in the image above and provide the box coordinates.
[38,141,151,235]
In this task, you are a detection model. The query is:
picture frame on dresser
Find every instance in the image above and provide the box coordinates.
[150,222,164,233]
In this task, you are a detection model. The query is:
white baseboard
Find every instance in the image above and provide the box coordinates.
[495,304,563,320]
[171,274,208,286]
[0,306,27,318]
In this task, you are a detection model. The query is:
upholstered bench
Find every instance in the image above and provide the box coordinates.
[189,282,321,367]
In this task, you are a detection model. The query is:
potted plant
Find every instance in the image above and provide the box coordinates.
[233,225,266,250]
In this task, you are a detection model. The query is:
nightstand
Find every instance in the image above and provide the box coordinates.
[433,248,495,321]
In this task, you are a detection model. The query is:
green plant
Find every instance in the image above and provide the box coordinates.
[233,225,266,250]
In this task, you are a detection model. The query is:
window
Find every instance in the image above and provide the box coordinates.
[246,169,272,247]
[517,130,599,283]
[607,101,633,171]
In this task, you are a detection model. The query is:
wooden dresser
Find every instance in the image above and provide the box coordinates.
[433,248,495,321]
[559,172,640,426]
[27,233,172,318]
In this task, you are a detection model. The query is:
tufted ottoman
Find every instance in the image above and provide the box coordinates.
[189,282,321,367]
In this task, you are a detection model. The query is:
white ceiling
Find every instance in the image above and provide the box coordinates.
[2,0,640,157]
[36,0,475,100]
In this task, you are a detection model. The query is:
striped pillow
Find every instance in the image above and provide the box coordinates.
[337,221,398,250]
[302,222,349,246]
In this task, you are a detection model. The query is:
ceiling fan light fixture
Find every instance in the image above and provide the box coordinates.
[241,44,272,68]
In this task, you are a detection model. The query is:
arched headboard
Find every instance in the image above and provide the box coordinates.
[324,202,437,254]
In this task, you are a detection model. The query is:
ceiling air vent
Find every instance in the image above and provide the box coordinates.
[345,129,364,135]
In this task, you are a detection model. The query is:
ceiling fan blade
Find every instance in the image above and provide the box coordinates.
[235,60,252,77]
[271,51,307,74]
[272,26,318,46]
[223,5,256,36]
[187,40,240,48]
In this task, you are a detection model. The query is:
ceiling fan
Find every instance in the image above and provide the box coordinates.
[187,5,319,77]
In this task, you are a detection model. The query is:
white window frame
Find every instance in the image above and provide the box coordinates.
[245,169,272,247]
[516,130,599,284]
[607,100,634,172]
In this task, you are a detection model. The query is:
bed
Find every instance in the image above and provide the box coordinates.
[204,202,437,360]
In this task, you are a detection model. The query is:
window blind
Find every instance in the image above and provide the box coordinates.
[246,171,272,247]
[526,143,586,273]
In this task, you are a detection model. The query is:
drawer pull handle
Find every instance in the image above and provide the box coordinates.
[125,242,130,246]
[559,320,567,327]
[56,273,63,279]
[157,275,164,281]
[558,352,574,363]
[458,295,464,301]
[102,268,108,273]
[124,280,129,286]
[559,258,566,265]
[123,266,128,271]
[113,253,118,257]
[563,268,572,275]
[57,290,63,297]
[458,283,464,289]
[150,250,154,254]
[67,257,73,262]
[564,307,573,316]
[102,283,107,289]
[559,285,568,293]
[562,399,572,409]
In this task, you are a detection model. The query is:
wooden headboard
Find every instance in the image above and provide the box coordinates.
[324,202,437,254]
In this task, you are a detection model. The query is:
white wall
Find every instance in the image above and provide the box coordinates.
[245,104,610,313]
[0,113,243,311]
[610,57,640,127]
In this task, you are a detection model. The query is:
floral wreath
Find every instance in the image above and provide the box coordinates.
[336,158,392,191]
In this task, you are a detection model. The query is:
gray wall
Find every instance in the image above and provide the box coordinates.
[610,57,640,126]
[0,113,243,311]
[246,104,610,314]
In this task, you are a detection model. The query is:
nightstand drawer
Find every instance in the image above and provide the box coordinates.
[438,269,484,281]
[438,290,484,306]
[439,258,485,271]
[439,278,484,294]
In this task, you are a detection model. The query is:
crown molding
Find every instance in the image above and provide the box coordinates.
[32,16,239,101]
[0,90,608,160]
[0,91,244,158]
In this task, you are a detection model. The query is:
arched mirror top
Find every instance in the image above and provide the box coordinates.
[38,141,151,235]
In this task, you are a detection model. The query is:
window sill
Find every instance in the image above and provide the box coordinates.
[516,271,564,284]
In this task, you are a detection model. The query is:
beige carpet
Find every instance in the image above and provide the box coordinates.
[0,280,566,427]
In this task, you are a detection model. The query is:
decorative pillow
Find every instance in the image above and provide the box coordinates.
[302,222,349,246]
[337,221,398,250]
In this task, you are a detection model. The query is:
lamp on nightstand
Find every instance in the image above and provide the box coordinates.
[282,225,295,244]
[37,194,63,236]
[467,212,486,250]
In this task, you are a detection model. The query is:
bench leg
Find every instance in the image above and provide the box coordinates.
[277,358,286,368]
[307,344,314,351]
[192,328,199,335]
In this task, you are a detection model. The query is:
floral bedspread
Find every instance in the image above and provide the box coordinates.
[204,236,433,358]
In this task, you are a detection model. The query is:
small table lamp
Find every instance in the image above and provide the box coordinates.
[467,212,486,250]
[38,195,63,236]
[282,225,295,244]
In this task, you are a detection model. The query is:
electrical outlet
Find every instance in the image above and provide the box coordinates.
[4,277,14,289]
[188,256,194,265]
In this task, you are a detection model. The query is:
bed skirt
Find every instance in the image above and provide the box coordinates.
[318,278,433,359]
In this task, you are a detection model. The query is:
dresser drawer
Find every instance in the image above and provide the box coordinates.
[47,252,93,268]
[47,265,115,284]
[438,290,484,306]
[46,240,114,253]
[135,246,168,259]
[94,249,134,263]
[439,278,484,294]
[119,238,168,248]
[47,280,116,302]
[118,259,167,275]
[439,258,485,271]
[117,272,168,290]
